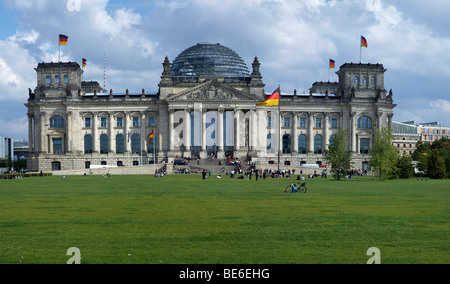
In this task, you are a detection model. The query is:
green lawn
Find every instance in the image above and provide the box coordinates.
[0,174,448,264]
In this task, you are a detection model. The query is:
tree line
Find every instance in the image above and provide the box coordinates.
[324,127,449,180]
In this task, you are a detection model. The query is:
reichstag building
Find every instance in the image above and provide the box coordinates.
[25,43,396,172]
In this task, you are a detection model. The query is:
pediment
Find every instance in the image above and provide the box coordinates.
[165,80,258,102]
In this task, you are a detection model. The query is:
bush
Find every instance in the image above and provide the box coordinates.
[427,150,446,179]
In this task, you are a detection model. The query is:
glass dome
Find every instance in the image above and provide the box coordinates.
[171,43,250,81]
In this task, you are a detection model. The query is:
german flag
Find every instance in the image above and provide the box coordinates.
[257,87,280,106]
[82,58,87,68]
[330,59,335,69]
[59,34,68,46]
[148,130,155,144]
[361,36,368,48]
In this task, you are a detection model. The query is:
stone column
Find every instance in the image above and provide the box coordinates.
[250,110,257,153]
[124,112,131,154]
[40,112,46,154]
[92,112,99,154]
[141,112,146,155]
[234,110,240,156]
[351,112,357,153]
[169,109,175,152]
[324,113,330,149]
[216,109,224,158]
[109,112,115,153]
[28,113,33,153]
[200,109,207,157]
[307,112,314,153]
[184,109,191,157]
[292,112,298,154]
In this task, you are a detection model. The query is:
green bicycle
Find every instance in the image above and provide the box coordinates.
[284,180,307,193]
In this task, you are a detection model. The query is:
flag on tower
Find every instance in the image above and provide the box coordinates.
[59,34,68,46]
[330,59,335,69]
[361,36,368,48]
[257,87,280,106]
[82,58,87,68]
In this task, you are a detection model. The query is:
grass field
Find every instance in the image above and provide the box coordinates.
[0,174,448,264]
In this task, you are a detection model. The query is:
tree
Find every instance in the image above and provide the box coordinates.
[324,129,352,180]
[397,154,414,179]
[412,141,431,174]
[369,127,399,180]
[427,149,446,179]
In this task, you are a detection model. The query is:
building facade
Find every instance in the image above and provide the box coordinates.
[416,122,450,144]
[25,43,396,172]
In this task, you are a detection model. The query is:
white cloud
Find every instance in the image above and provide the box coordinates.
[430,100,450,113]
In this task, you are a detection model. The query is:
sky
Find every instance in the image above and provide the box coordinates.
[0,0,449,140]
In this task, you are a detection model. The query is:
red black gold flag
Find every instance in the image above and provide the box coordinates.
[257,87,280,106]
[59,34,68,46]
[82,58,87,68]
[361,36,368,48]
[148,130,155,144]
[330,59,335,69]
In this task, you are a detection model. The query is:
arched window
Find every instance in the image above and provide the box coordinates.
[266,134,274,151]
[370,76,376,86]
[358,116,372,129]
[100,134,108,154]
[282,134,291,154]
[50,115,65,128]
[63,75,69,84]
[84,134,93,154]
[298,135,307,154]
[45,75,51,85]
[329,134,336,148]
[362,76,367,86]
[354,76,359,85]
[314,135,322,154]
[116,134,124,154]
[54,75,60,84]
[131,134,140,154]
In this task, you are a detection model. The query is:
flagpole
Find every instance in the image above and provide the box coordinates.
[153,131,156,175]
[360,35,362,63]
[328,60,331,82]
[277,85,281,172]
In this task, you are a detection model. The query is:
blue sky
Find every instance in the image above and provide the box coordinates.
[0,0,449,139]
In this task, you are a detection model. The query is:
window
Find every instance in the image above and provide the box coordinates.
[282,134,291,154]
[300,117,306,128]
[54,75,60,84]
[45,75,51,85]
[100,134,108,154]
[314,135,322,154]
[354,76,359,85]
[362,76,367,85]
[84,134,93,154]
[360,138,370,154]
[117,117,123,127]
[116,134,124,154]
[284,117,290,128]
[266,134,273,151]
[357,116,372,129]
[268,117,272,128]
[63,75,69,84]
[370,76,376,86]
[85,161,91,169]
[85,117,91,128]
[53,138,63,154]
[50,115,65,128]
[132,117,139,127]
[149,117,155,127]
[329,134,336,148]
[315,118,322,128]
[131,134,140,154]
[51,162,61,171]
[331,118,338,128]
[298,135,307,154]
[101,117,107,128]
